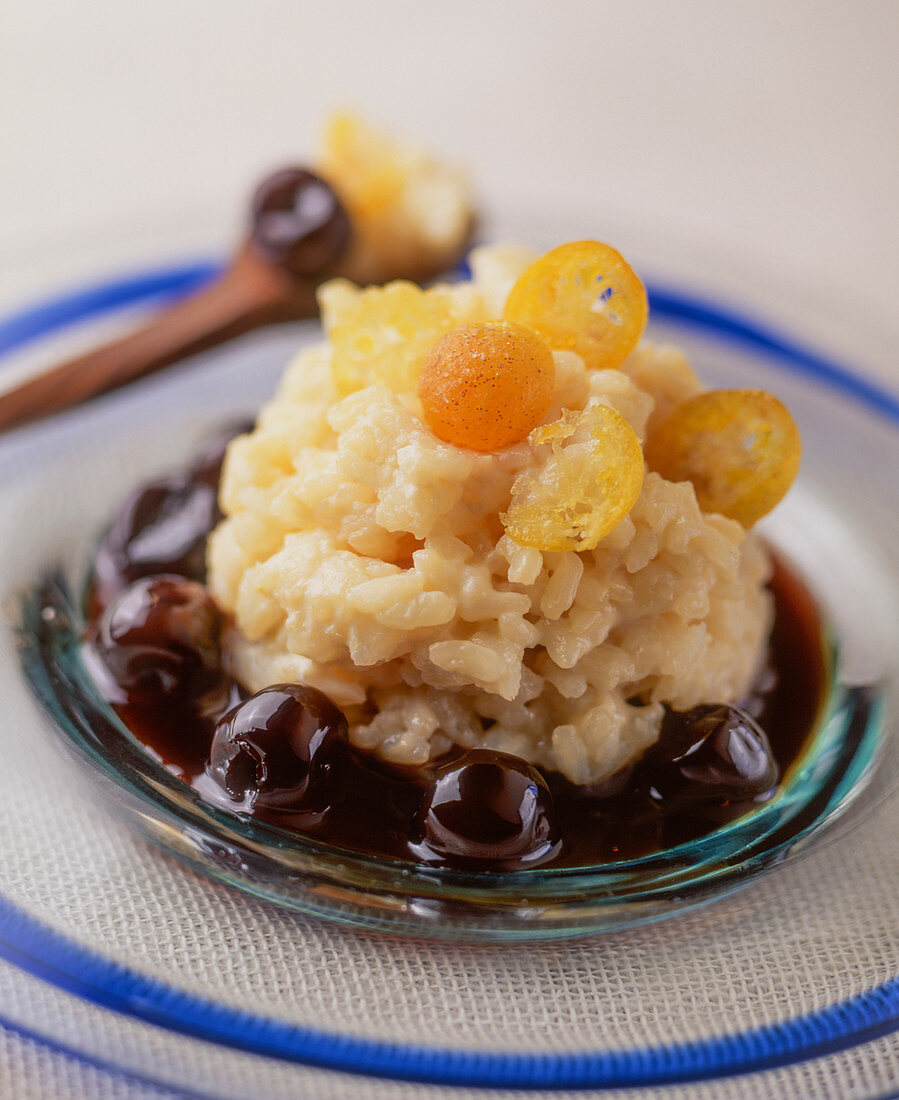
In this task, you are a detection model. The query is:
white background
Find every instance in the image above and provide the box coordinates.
[1,0,897,355]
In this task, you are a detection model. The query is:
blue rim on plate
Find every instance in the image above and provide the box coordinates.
[0,261,897,1090]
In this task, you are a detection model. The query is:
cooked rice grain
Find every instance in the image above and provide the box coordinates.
[208,248,770,783]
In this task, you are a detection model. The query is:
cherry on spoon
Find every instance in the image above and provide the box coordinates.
[0,168,352,432]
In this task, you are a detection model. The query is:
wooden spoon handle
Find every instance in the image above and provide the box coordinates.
[0,251,318,432]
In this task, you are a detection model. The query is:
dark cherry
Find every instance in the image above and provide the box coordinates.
[640,704,779,810]
[189,418,255,489]
[250,168,352,278]
[91,575,228,706]
[90,475,219,611]
[207,684,349,817]
[413,750,560,869]
[90,421,252,612]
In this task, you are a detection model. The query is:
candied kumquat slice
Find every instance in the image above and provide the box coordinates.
[503,240,648,371]
[502,404,644,551]
[419,322,555,451]
[330,281,461,397]
[643,388,801,527]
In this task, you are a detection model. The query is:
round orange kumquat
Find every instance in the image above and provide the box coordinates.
[419,322,555,452]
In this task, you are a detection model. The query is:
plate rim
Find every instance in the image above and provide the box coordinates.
[0,261,897,1090]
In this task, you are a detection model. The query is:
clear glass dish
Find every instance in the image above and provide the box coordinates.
[14,570,884,942]
[7,240,897,943]
[0,221,896,1095]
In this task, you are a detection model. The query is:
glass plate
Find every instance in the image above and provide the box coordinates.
[0,223,896,1093]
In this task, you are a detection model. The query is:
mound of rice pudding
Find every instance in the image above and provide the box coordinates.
[207,244,781,786]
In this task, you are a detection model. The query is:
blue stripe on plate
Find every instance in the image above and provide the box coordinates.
[0,890,897,1089]
[2,259,897,423]
[0,261,896,1089]
[648,285,899,422]
[0,262,222,356]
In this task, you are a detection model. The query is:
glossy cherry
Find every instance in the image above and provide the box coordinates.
[640,703,779,809]
[89,423,252,612]
[250,168,352,278]
[414,749,560,869]
[91,575,228,706]
[207,684,350,817]
[90,474,219,610]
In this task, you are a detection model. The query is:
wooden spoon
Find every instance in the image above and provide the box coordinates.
[0,167,408,431]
